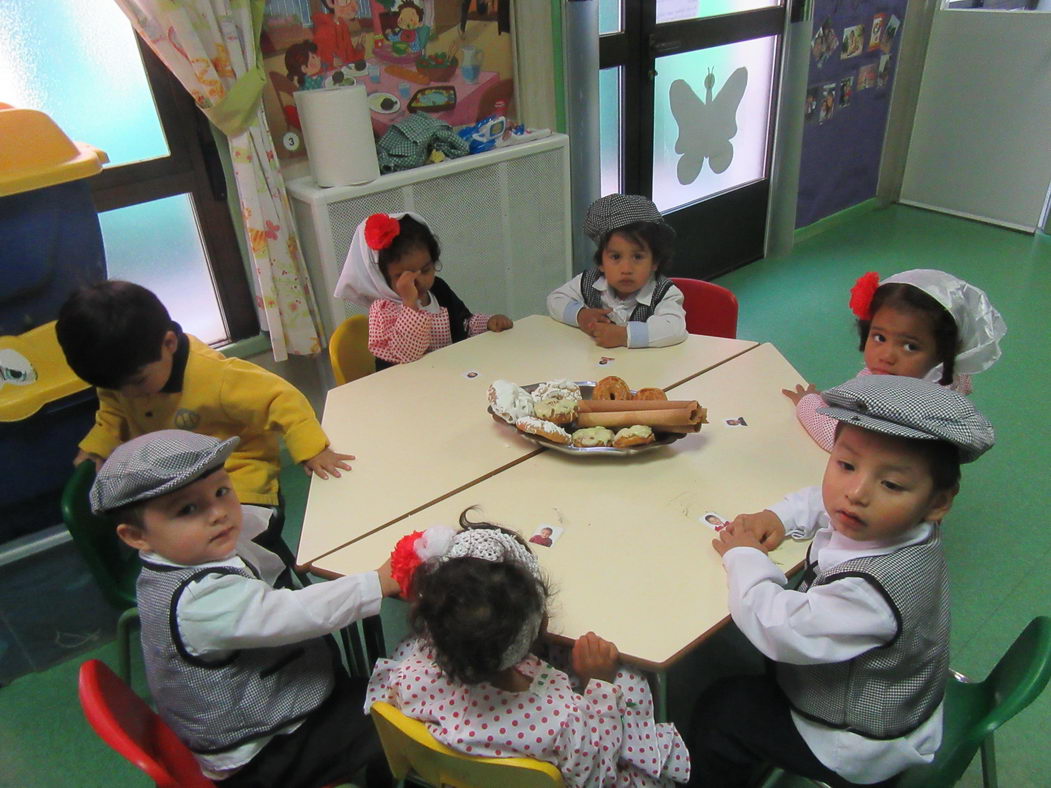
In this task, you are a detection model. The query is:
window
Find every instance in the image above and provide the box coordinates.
[0,0,257,344]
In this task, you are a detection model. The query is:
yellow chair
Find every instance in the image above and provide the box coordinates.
[369,701,564,788]
[328,314,375,385]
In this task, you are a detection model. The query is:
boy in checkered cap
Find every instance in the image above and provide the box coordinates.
[92,430,397,787]
[547,194,688,348]
[689,375,994,787]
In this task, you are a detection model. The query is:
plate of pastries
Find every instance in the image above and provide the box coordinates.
[487,376,708,456]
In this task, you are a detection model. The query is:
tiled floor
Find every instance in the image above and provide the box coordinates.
[1,204,1048,786]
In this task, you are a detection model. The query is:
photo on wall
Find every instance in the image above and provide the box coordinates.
[839,75,854,107]
[857,63,878,91]
[882,15,902,53]
[819,82,837,123]
[840,24,864,59]
[877,53,892,89]
[869,13,887,51]
[804,84,822,123]
[811,17,839,68]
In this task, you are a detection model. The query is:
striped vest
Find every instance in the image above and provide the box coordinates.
[580,269,675,322]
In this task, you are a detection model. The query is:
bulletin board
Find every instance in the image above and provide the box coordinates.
[795,0,907,228]
[260,0,515,163]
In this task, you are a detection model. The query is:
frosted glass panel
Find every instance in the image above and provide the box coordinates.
[651,36,776,212]
[599,68,623,197]
[599,0,623,34]
[100,196,227,345]
[0,0,168,166]
[657,0,780,22]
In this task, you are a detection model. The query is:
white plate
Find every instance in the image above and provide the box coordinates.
[368,92,401,114]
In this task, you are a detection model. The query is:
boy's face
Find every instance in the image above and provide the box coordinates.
[599,231,658,299]
[823,425,953,543]
[116,469,243,565]
[118,330,178,397]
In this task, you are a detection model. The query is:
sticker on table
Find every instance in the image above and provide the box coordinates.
[724,416,749,427]
[700,512,730,532]
[597,356,615,366]
[462,370,482,380]
[528,524,563,548]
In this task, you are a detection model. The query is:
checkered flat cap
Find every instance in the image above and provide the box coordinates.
[90,430,239,514]
[582,194,674,242]
[817,375,994,462]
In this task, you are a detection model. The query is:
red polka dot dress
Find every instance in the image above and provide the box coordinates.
[365,638,691,786]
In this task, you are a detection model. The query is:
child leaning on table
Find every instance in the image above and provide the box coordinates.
[547,193,687,349]
[333,212,513,368]
[91,430,399,787]
[689,375,995,787]
[365,512,692,786]
[784,268,1005,452]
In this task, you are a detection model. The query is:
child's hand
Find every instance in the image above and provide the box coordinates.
[303,447,355,479]
[487,314,513,332]
[577,307,612,335]
[591,322,628,348]
[73,449,104,470]
[571,631,619,684]
[782,383,818,405]
[376,557,401,597]
[725,510,786,551]
[712,527,765,557]
[394,270,420,308]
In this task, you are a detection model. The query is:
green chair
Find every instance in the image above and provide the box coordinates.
[61,460,140,681]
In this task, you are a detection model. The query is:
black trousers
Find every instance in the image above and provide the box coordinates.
[687,674,897,788]
[219,669,392,788]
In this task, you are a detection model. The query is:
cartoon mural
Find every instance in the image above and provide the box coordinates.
[260,0,514,163]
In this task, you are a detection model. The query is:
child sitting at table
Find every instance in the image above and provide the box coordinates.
[547,193,687,349]
[690,375,994,786]
[784,268,1005,451]
[365,512,691,786]
[91,430,398,787]
[333,212,513,368]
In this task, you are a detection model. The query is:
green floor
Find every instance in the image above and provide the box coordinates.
[1,204,1048,786]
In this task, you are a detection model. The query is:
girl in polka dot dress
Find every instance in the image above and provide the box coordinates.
[365,518,691,786]
[333,212,513,369]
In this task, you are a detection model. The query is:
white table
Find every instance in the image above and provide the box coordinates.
[297,315,756,565]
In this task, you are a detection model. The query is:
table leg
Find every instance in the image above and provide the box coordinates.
[651,669,669,723]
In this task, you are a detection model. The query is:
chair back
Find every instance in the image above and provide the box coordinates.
[669,277,739,338]
[61,461,138,610]
[78,659,215,788]
[895,616,1051,787]
[370,701,564,788]
[329,314,376,386]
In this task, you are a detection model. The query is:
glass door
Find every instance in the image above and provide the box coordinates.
[600,0,786,278]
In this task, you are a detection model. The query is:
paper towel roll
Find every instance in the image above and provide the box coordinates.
[294,83,380,188]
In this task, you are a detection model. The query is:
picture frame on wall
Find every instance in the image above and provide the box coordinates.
[869,13,887,51]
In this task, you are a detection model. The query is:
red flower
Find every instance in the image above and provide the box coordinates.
[365,213,400,251]
[849,271,880,320]
[390,530,425,597]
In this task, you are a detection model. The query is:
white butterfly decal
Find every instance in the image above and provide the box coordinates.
[669,67,748,183]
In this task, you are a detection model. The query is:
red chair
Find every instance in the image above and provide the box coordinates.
[669,277,739,339]
[78,659,215,787]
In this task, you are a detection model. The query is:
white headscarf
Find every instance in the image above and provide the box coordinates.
[332,211,432,308]
[881,269,1007,375]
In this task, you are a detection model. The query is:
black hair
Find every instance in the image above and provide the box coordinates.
[56,281,176,390]
[408,510,548,685]
[592,220,676,274]
[856,283,958,385]
[834,423,961,492]
[376,215,442,286]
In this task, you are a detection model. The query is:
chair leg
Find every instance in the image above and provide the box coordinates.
[980,734,997,788]
[116,607,140,683]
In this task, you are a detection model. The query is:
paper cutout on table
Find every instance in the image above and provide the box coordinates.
[724,416,749,427]
[528,524,563,548]
[669,67,748,182]
[598,356,615,366]
[701,512,730,532]
[462,370,481,380]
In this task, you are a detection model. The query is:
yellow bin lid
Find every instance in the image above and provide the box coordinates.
[0,107,109,197]
[0,321,91,422]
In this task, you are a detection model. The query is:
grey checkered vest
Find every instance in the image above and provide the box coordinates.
[776,527,950,739]
[580,270,675,322]
[137,559,334,754]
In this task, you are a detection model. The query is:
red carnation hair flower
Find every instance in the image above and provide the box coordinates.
[849,271,881,320]
[365,213,400,251]
[390,530,426,597]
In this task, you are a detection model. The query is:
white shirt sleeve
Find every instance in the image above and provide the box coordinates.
[547,274,586,326]
[625,283,688,348]
[768,485,828,540]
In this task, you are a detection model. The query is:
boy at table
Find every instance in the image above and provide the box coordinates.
[690,375,994,786]
[91,430,397,786]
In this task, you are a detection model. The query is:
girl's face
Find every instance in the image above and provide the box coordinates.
[385,244,437,297]
[398,8,420,28]
[599,231,658,299]
[305,52,321,76]
[863,304,941,379]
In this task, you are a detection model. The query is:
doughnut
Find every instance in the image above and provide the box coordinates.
[632,387,667,401]
[534,397,579,426]
[612,425,655,448]
[532,378,582,402]
[487,380,535,424]
[593,375,631,401]
[571,426,615,447]
[515,416,572,444]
